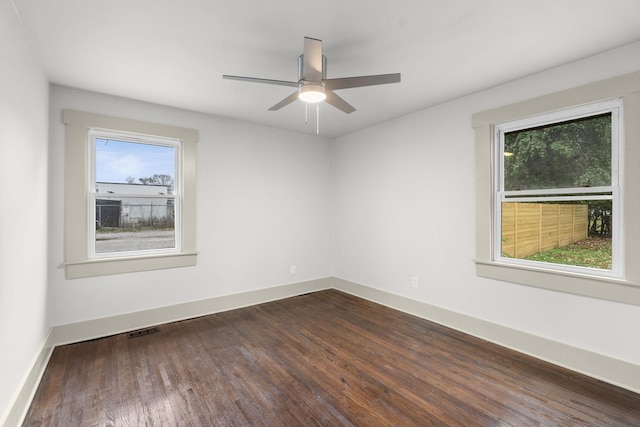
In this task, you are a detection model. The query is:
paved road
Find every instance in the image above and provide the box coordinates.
[96,230,175,253]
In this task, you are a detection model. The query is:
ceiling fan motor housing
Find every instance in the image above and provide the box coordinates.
[298,54,327,81]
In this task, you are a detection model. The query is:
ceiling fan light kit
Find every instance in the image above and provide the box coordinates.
[223,37,401,116]
[298,84,326,103]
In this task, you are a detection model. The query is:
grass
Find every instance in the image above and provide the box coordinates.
[524,237,612,269]
[96,217,175,233]
[97,226,174,234]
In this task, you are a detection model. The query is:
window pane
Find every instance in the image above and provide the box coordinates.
[501,200,612,270]
[95,138,175,194]
[93,137,178,255]
[504,114,611,191]
[95,197,175,254]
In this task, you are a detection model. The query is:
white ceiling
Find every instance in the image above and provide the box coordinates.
[12,0,640,137]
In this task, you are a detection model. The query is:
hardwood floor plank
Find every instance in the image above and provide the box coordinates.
[23,290,640,426]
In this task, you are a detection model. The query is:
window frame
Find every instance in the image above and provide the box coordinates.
[492,100,622,278]
[472,71,640,306]
[88,130,182,259]
[64,110,198,279]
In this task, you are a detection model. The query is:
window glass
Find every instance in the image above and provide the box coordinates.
[500,200,612,270]
[95,197,176,254]
[495,102,619,276]
[503,114,611,191]
[95,138,176,193]
[91,134,180,257]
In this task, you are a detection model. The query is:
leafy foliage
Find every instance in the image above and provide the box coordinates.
[588,200,612,237]
[504,113,611,191]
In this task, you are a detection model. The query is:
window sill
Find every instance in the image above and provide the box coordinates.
[474,259,640,305]
[65,252,198,279]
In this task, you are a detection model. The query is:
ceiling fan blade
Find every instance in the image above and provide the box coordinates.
[223,75,299,88]
[268,91,300,111]
[325,90,356,114]
[324,73,401,91]
[301,37,323,83]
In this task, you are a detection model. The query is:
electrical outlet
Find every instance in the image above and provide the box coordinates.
[411,276,418,288]
[290,265,296,275]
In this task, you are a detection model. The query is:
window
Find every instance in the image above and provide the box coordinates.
[494,100,621,278]
[91,132,180,257]
[64,110,198,278]
[472,71,640,305]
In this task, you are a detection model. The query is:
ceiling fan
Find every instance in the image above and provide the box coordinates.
[223,37,401,114]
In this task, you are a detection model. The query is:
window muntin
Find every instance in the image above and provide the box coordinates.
[494,100,621,277]
[89,131,182,258]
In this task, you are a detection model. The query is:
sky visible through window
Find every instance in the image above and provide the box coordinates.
[95,138,175,183]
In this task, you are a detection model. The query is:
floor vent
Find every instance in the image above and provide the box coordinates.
[127,327,159,339]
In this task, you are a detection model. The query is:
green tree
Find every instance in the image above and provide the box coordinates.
[588,200,612,237]
[504,113,611,191]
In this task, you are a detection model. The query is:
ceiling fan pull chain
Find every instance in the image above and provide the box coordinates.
[305,103,308,126]
[317,104,320,135]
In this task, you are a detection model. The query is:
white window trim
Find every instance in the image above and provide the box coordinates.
[472,71,640,306]
[492,99,622,279]
[64,110,198,279]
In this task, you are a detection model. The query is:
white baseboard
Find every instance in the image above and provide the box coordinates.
[332,277,640,394]
[49,277,332,347]
[1,331,53,427]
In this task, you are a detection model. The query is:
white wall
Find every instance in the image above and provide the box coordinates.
[332,41,640,366]
[49,86,333,325]
[0,0,50,422]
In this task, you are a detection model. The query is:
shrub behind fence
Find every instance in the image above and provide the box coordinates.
[501,203,588,258]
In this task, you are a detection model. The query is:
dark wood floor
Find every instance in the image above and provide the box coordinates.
[23,290,640,426]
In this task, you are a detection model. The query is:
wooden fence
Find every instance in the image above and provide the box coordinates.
[501,203,588,259]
